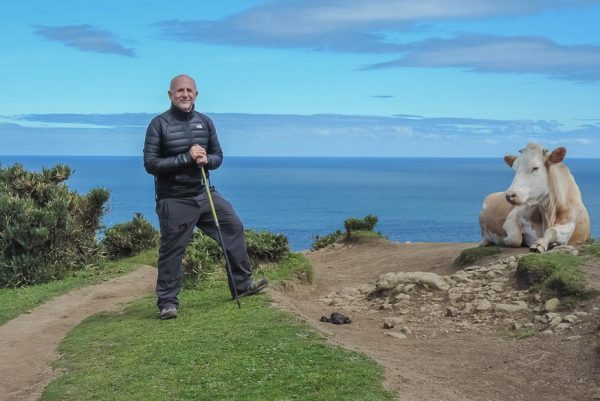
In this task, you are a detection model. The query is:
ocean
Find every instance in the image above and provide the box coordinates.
[1,156,598,251]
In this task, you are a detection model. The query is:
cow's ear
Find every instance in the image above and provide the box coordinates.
[504,155,516,167]
[548,147,566,164]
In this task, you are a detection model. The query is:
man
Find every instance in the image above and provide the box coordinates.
[143,74,268,320]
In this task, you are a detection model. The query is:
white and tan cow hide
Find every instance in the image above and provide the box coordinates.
[479,143,590,252]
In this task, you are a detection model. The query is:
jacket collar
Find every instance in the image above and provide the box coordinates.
[170,103,195,120]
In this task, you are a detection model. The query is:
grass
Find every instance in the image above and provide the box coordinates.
[0,248,158,325]
[346,229,384,241]
[581,239,600,258]
[452,246,502,267]
[41,254,396,401]
[516,253,586,298]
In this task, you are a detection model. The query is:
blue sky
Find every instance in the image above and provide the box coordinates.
[1,0,600,157]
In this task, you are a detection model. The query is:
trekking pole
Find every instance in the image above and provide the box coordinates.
[201,167,241,308]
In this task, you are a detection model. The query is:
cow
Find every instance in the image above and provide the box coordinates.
[479,143,590,252]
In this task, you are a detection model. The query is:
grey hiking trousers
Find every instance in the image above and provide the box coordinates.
[155,189,252,310]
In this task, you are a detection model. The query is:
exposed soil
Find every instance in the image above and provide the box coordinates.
[0,266,156,401]
[269,239,600,401]
[2,242,599,401]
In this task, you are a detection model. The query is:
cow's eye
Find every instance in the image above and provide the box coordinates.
[532,167,539,172]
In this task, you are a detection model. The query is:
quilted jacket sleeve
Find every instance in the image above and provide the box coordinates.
[204,115,223,171]
[143,117,194,175]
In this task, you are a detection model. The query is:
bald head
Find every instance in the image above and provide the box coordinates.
[168,74,198,112]
[170,74,196,91]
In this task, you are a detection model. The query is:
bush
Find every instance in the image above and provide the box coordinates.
[516,253,586,298]
[182,231,223,282]
[102,213,159,259]
[311,230,344,251]
[245,229,289,262]
[182,229,290,282]
[0,163,109,287]
[344,215,378,237]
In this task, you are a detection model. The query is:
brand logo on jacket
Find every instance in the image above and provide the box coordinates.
[195,124,203,129]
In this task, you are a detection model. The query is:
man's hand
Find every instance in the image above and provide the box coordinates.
[189,144,208,165]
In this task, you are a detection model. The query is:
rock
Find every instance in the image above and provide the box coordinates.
[382,317,403,329]
[385,332,407,340]
[505,256,517,263]
[575,311,588,318]
[486,270,504,279]
[524,323,535,328]
[511,322,523,330]
[450,274,473,284]
[446,307,459,317]
[357,284,375,294]
[533,294,542,302]
[399,327,412,335]
[563,314,578,323]
[489,284,505,293]
[544,298,560,312]
[534,315,549,325]
[566,335,582,341]
[476,299,492,311]
[546,312,561,320]
[376,272,450,291]
[379,302,393,310]
[554,323,571,331]
[495,301,528,314]
[462,303,474,314]
[542,329,554,335]
[404,284,416,292]
[549,316,563,326]
[393,293,411,302]
[393,300,411,308]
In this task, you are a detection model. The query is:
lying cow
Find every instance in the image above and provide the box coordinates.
[479,143,590,252]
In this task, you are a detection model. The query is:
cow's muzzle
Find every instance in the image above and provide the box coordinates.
[505,191,520,205]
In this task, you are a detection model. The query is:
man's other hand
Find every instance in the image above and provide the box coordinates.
[189,144,208,165]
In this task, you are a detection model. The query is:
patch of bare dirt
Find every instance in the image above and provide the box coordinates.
[269,239,600,401]
[0,266,157,401]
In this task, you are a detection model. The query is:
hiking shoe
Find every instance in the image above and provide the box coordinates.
[159,306,178,320]
[238,278,269,298]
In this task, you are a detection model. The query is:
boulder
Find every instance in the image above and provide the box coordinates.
[376,272,450,291]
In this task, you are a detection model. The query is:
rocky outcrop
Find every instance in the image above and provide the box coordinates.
[319,245,589,339]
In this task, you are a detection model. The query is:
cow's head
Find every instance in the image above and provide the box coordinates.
[503,143,566,206]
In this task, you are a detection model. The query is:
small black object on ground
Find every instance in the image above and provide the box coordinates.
[320,312,352,324]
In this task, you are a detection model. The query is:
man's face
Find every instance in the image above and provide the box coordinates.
[168,77,198,112]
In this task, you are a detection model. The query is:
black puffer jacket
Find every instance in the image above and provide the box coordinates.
[143,105,223,200]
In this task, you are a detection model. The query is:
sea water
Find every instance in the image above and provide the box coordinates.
[1,156,598,251]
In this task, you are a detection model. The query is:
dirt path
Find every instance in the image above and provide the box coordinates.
[270,239,600,401]
[0,266,156,401]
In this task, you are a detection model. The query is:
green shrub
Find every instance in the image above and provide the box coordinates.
[245,229,290,262]
[344,214,378,236]
[182,229,289,282]
[311,230,344,250]
[102,213,159,259]
[516,253,586,297]
[182,231,223,281]
[0,163,108,287]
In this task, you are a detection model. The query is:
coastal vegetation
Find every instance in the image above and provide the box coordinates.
[0,163,159,288]
[102,213,159,259]
[452,246,502,267]
[311,214,382,250]
[516,253,586,298]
